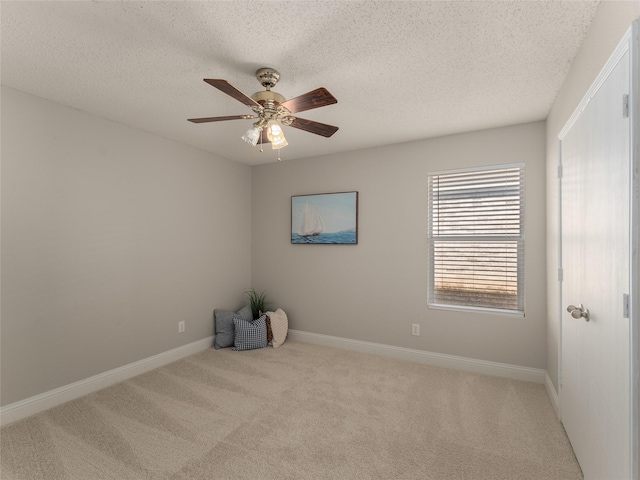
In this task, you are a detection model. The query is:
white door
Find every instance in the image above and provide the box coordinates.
[560,36,634,479]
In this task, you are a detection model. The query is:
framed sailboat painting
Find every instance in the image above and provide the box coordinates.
[291,192,358,244]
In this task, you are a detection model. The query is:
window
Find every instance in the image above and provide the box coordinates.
[428,164,525,315]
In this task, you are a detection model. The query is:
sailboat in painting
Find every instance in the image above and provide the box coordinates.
[298,202,325,237]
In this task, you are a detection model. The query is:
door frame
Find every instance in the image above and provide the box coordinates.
[557,20,638,478]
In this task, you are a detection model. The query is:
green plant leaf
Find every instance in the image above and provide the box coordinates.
[244,288,271,319]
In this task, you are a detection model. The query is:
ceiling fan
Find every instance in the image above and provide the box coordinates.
[188,68,338,154]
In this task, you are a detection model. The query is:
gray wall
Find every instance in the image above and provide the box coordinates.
[545,1,640,395]
[1,87,252,406]
[251,121,547,369]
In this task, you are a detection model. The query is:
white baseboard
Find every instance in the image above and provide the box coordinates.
[544,370,560,418]
[0,336,214,427]
[288,329,546,384]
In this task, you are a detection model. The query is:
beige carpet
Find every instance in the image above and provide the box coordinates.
[0,340,582,479]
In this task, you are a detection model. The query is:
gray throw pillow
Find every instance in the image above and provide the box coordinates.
[214,305,252,349]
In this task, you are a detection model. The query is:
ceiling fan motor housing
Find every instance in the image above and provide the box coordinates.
[251,68,292,123]
[251,90,286,106]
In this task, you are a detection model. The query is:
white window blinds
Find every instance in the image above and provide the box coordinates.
[428,164,525,314]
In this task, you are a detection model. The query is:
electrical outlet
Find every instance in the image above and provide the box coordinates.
[178,321,185,333]
[412,324,420,336]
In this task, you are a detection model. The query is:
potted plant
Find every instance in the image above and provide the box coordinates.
[245,289,271,319]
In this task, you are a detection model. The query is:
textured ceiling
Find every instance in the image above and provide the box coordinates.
[1,1,600,165]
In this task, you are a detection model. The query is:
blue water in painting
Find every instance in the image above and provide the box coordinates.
[291,229,356,244]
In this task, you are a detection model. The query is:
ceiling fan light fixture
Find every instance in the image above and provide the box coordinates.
[267,120,288,149]
[241,125,262,146]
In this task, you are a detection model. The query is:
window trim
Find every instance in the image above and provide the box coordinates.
[427,163,525,317]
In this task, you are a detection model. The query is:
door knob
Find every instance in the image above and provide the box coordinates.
[566,304,590,321]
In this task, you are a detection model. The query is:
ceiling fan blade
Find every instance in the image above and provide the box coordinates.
[258,129,271,145]
[203,79,260,108]
[188,115,255,123]
[289,117,339,137]
[281,87,337,114]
